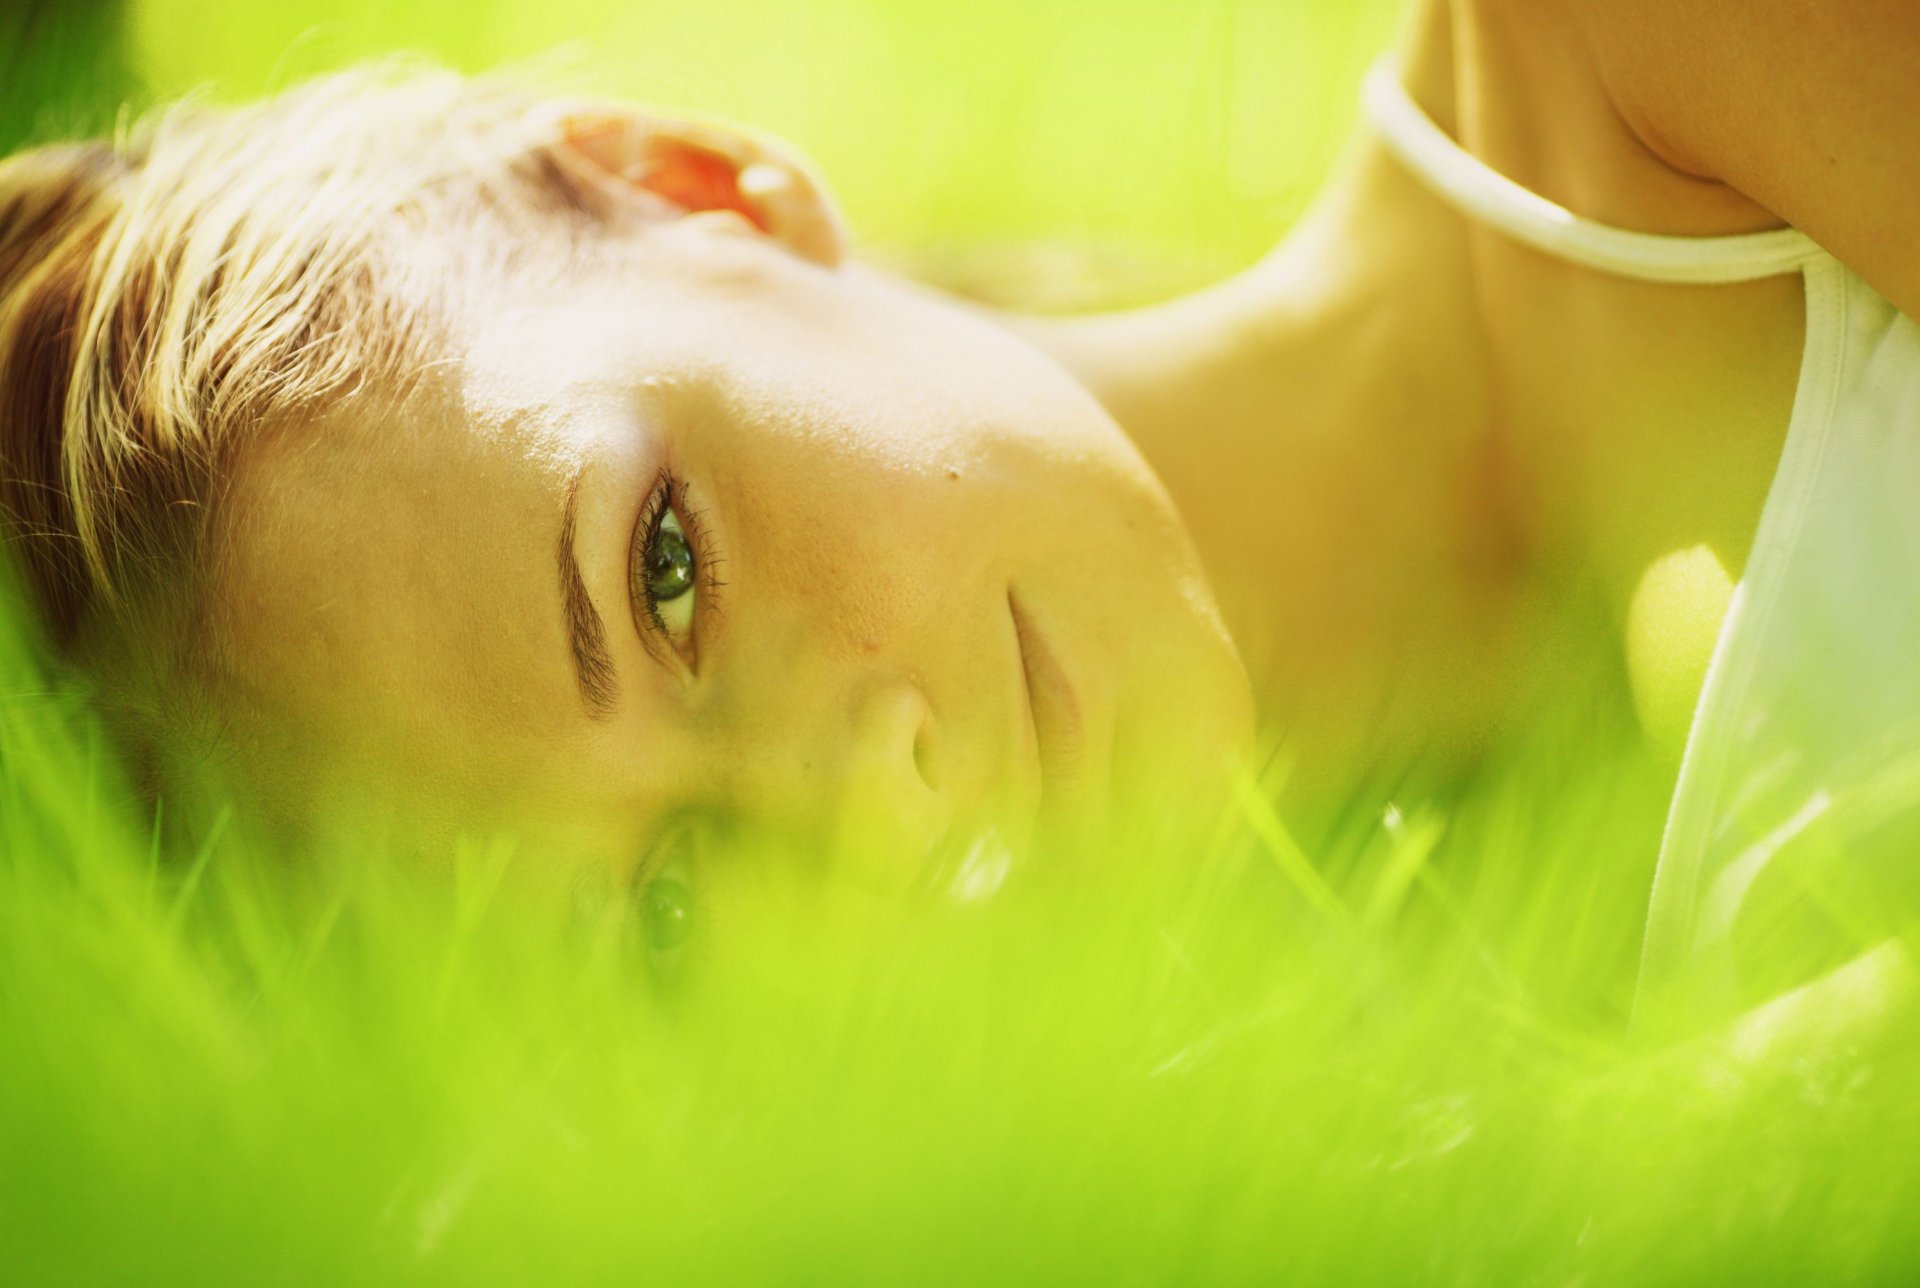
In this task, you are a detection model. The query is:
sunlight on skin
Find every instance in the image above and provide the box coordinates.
[209,222,1255,908]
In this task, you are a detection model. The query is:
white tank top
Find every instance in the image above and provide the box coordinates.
[1361,61,1920,1024]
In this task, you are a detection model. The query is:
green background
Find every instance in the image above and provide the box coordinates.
[19,0,1404,303]
[9,3,1920,1282]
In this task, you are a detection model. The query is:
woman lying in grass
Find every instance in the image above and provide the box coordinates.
[2,0,1916,1029]
[0,63,1261,932]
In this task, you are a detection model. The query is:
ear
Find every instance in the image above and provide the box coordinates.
[548,108,847,268]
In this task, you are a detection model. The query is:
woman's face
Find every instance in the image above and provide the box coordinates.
[215,216,1253,904]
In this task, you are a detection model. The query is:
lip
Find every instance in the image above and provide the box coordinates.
[1008,590,1091,814]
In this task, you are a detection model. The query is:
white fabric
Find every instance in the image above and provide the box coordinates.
[1361,60,1920,1023]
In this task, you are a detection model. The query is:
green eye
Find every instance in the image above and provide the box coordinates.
[632,817,702,971]
[640,875,694,951]
[631,477,712,659]
[645,511,695,604]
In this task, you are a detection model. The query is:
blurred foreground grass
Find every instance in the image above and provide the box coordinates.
[6,560,1920,1281]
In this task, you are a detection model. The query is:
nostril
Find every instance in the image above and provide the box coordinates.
[912,720,940,793]
[856,682,942,799]
[835,684,950,894]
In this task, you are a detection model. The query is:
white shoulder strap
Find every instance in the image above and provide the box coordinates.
[1360,60,1826,285]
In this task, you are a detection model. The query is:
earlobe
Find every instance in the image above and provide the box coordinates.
[550,108,847,269]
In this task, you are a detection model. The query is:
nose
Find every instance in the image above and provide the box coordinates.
[829,681,950,894]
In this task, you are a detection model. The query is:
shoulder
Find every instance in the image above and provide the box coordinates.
[1569,0,1920,317]
[1567,0,1915,170]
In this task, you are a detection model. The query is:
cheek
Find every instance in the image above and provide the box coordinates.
[742,450,955,653]
[702,334,1190,660]
[727,401,1170,617]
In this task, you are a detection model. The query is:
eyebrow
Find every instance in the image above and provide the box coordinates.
[558,466,620,720]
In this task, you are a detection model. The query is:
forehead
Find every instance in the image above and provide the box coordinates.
[200,243,765,825]
[210,334,616,814]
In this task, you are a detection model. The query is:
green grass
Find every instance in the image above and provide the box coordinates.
[5,556,1920,1282]
[8,3,1920,1281]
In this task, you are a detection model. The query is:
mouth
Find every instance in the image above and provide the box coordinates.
[1008,590,1091,816]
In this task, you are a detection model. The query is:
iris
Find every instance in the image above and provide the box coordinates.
[641,875,694,950]
[645,514,695,603]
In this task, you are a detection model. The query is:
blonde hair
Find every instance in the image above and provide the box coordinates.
[0,64,635,788]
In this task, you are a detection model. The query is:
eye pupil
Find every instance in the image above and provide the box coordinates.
[641,876,694,950]
[645,522,695,602]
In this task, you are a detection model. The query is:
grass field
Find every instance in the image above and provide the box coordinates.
[6,2,1920,1282]
[5,558,1919,1281]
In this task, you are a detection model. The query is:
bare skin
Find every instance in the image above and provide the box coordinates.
[178,0,1916,981]
[207,209,1255,911]
[1012,0,1920,1054]
[1020,0,1920,799]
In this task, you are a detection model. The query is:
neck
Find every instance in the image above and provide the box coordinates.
[1018,2,1539,789]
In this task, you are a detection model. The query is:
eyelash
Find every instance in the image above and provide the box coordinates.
[632,468,725,661]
